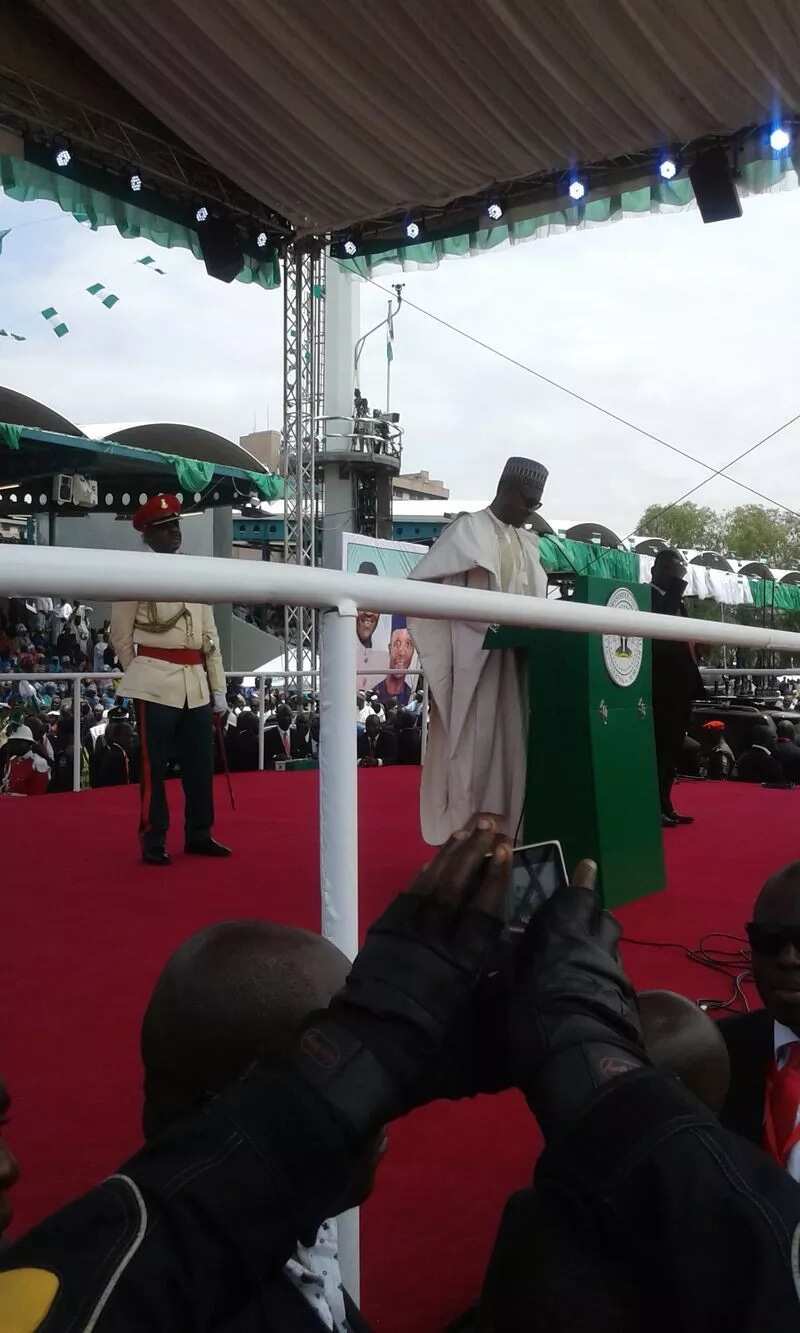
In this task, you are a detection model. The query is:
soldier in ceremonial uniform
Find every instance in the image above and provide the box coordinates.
[110,495,231,865]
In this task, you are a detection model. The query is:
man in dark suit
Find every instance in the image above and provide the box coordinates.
[262,703,312,768]
[733,723,783,784]
[357,711,398,767]
[650,548,705,827]
[775,719,800,783]
[141,920,380,1332]
[720,861,800,1178]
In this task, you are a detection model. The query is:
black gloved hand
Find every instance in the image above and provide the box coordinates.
[295,821,509,1141]
[509,859,647,1140]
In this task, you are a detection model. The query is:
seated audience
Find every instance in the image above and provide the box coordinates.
[94,716,138,787]
[358,712,398,766]
[226,709,260,772]
[775,719,800,783]
[733,724,783,784]
[262,702,297,767]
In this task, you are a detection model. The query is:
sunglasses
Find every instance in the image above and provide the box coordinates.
[746,922,800,956]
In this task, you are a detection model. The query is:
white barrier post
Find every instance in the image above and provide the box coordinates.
[318,601,359,1301]
[258,672,266,772]
[72,675,82,793]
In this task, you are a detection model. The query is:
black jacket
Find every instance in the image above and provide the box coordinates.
[357,728,398,766]
[776,737,800,783]
[718,1008,772,1144]
[262,725,312,767]
[6,1064,800,1331]
[650,583,704,709]
[482,1068,800,1332]
[734,745,783,784]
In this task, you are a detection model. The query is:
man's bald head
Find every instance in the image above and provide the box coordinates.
[639,989,730,1113]
[141,920,350,1141]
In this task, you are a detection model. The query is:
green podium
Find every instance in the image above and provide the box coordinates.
[487,576,665,909]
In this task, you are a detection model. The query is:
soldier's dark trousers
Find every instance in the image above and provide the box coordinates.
[136,701,214,852]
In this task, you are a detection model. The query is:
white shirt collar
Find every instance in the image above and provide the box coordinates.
[774,1020,800,1059]
[752,745,772,755]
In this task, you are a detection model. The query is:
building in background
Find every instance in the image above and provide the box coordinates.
[392,470,449,501]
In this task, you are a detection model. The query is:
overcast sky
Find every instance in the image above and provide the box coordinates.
[3,181,800,535]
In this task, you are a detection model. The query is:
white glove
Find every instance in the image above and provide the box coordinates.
[213,691,228,715]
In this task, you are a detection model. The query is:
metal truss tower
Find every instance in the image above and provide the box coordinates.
[282,246,326,678]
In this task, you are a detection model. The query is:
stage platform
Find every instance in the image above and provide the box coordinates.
[2,770,789,1330]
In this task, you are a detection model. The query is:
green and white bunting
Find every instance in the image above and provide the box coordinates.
[86,282,119,308]
[41,308,69,337]
[136,255,165,275]
[0,328,26,341]
[0,230,10,256]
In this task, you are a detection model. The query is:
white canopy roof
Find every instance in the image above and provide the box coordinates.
[43,1,800,235]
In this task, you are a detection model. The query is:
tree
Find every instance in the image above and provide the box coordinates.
[636,501,721,551]
[721,506,799,568]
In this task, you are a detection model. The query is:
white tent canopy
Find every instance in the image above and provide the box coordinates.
[41,1,800,235]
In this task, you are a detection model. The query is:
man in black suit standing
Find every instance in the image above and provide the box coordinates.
[650,548,705,827]
[720,861,800,1177]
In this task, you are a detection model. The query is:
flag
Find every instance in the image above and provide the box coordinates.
[41,308,69,337]
[137,255,165,275]
[86,282,119,307]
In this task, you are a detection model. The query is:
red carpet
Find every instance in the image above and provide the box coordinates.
[0,773,787,1330]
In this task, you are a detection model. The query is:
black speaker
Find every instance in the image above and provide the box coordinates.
[198,218,243,283]
[689,147,742,224]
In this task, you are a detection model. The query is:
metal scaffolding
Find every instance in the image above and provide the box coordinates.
[282,246,326,677]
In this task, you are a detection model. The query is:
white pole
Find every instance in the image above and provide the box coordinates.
[318,601,359,1302]
[258,672,266,772]
[72,675,82,793]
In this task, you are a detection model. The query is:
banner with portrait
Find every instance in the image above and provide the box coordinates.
[342,531,427,709]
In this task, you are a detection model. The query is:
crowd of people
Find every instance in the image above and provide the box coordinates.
[0,591,425,797]
[3,823,800,1330]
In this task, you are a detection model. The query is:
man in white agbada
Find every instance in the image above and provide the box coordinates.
[408,457,548,845]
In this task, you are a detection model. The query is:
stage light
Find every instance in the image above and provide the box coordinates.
[659,157,677,180]
[343,238,358,256]
[256,231,268,248]
[487,200,504,221]
[770,125,791,151]
[689,146,741,224]
[195,206,209,223]
[568,178,586,201]
[130,173,142,192]
[55,148,71,168]
[405,218,420,240]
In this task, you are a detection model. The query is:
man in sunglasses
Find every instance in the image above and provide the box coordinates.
[721,861,800,1175]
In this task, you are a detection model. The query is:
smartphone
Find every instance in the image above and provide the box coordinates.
[506,840,568,932]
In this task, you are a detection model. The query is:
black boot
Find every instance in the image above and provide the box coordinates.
[184,836,232,857]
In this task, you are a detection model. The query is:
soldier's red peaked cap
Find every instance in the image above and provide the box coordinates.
[132,494,182,532]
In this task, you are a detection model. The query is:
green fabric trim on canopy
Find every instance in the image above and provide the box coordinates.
[0,423,22,450]
[164,454,215,492]
[748,580,800,612]
[341,157,797,277]
[0,156,280,290]
[538,534,639,582]
[247,472,284,500]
